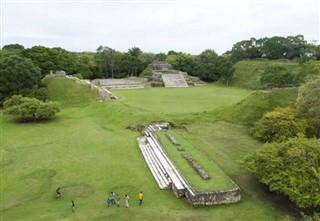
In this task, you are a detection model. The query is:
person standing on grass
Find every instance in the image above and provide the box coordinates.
[116,194,120,207]
[107,198,111,207]
[138,191,143,206]
[71,200,75,212]
[110,192,115,205]
[124,194,130,208]
[56,187,61,198]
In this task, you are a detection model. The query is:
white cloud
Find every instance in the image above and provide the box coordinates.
[1,0,319,54]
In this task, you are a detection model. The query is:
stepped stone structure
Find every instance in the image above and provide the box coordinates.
[144,61,206,88]
[92,61,206,89]
[136,122,241,206]
[162,74,188,88]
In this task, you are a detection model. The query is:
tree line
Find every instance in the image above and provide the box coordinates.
[229,34,320,62]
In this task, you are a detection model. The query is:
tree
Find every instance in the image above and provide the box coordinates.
[23,46,76,77]
[296,77,320,137]
[74,52,97,79]
[166,53,197,76]
[231,38,261,62]
[251,107,308,143]
[218,56,235,86]
[2,44,25,51]
[2,44,25,55]
[241,137,320,208]
[0,54,41,105]
[195,49,220,81]
[4,95,60,122]
[128,46,143,76]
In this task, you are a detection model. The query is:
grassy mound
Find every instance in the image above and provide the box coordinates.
[231,60,299,89]
[200,87,299,126]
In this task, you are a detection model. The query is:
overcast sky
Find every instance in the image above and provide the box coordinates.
[1,0,319,55]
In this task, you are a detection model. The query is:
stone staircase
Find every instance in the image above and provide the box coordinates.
[137,123,195,198]
[161,74,189,88]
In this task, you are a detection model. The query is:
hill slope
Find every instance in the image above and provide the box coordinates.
[231,60,299,89]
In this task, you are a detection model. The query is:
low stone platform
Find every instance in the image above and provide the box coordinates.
[136,122,241,206]
[92,78,147,90]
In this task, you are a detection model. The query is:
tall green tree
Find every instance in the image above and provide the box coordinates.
[74,52,97,79]
[218,56,235,86]
[0,54,41,104]
[128,46,143,76]
[296,77,320,137]
[241,137,320,208]
[166,53,196,75]
[195,49,220,81]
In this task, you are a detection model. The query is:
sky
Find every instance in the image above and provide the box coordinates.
[1,0,319,55]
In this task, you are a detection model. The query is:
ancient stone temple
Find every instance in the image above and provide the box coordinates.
[143,61,206,88]
[92,61,206,89]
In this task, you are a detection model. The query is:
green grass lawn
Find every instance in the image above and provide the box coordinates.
[156,130,237,192]
[1,78,300,221]
[112,84,251,114]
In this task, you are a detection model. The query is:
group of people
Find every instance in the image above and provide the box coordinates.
[56,188,75,212]
[55,187,144,212]
[107,191,144,208]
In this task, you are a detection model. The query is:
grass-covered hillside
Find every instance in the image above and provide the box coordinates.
[231,60,299,89]
[2,78,301,221]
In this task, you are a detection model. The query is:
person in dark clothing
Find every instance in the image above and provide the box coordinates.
[56,187,61,198]
[71,200,75,212]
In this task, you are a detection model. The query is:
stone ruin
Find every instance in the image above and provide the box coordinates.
[50,70,66,77]
[144,61,206,88]
[136,122,241,206]
[92,61,206,90]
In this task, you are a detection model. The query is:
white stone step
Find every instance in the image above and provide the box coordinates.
[137,137,170,189]
[162,74,189,88]
[146,136,185,191]
[148,135,195,196]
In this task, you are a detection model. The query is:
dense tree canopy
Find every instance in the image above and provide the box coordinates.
[23,46,77,77]
[195,49,220,81]
[231,35,319,62]
[0,54,41,104]
[296,77,320,137]
[241,137,320,208]
[251,107,308,143]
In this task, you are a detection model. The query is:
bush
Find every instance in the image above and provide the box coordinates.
[4,95,60,122]
[251,107,308,142]
[241,137,320,208]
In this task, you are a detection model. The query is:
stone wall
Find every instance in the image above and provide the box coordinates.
[182,153,210,180]
[186,188,241,206]
[166,133,180,146]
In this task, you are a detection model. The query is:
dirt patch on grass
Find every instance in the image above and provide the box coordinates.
[61,184,95,198]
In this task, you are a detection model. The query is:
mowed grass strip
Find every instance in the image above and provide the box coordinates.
[156,130,238,192]
[112,84,251,114]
